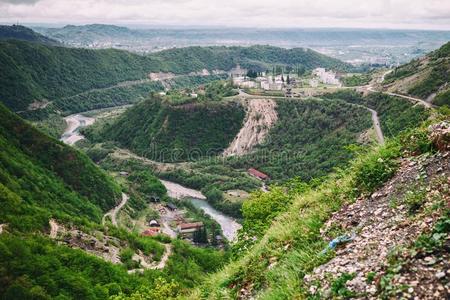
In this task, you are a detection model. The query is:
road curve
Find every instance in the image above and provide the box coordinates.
[102,193,129,226]
[237,89,385,144]
[367,86,432,109]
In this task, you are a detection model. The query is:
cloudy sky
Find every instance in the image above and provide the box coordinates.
[1,0,449,30]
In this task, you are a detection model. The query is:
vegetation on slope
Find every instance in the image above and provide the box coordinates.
[383,41,450,105]
[0,36,351,112]
[0,103,229,298]
[227,98,373,181]
[87,96,246,162]
[190,109,448,299]
[323,90,429,138]
[0,103,121,230]
[0,24,59,45]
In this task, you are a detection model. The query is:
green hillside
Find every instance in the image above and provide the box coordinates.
[0,103,228,298]
[322,90,429,138]
[0,24,59,45]
[86,97,246,162]
[383,41,450,106]
[226,98,372,181]
[0,103,121,230]
[0,36,351,113]
[187,110,449,299]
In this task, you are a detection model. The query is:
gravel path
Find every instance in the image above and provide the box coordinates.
[102,193,129,226]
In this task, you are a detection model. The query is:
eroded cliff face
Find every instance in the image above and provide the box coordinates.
[223,99,278,157]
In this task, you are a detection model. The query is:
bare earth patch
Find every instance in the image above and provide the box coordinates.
[223,99,278,156]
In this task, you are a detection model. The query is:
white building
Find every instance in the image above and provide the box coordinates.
[312,68,341,86]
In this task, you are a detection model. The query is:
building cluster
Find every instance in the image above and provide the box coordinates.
[311,68,342,86]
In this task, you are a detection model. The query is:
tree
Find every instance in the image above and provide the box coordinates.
[193,227,208,244]
[287,75,291,84]
[246,70,257,78]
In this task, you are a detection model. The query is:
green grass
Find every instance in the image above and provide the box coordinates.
[187,115,446,299]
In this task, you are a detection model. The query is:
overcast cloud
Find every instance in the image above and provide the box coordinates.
[0,0,449,29]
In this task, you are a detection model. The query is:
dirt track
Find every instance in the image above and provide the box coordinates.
[102,193,129,226]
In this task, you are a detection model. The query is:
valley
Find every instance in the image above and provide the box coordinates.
[0,23,448,300]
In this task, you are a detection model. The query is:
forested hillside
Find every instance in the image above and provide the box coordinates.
[0,24,58,45]
[226,98,373,181]
[86,97,246,162]
[323,90,429,138]
[0,30,351,113]
[383,41,450,106]
[190,108,449,299]
[0,103,121,230]
[0,103,228,298]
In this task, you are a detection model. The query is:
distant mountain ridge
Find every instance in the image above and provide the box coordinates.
[0,29,351,113]
[0,24,59,45]
[35,24,136,44]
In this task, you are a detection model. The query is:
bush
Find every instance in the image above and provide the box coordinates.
[353,142,400,194]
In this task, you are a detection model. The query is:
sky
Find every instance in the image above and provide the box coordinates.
[0,0,450,30]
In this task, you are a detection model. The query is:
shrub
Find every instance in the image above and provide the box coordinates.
[353,142,401,194]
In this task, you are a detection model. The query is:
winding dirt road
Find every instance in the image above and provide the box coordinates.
[102,193,129,226]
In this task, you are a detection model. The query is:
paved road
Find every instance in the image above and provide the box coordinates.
[367,86,433,108]
[60,79,153,102]
[366,69,433,108]
[102,193,129,226]
[368,107,385,144]
[237,89,385,144]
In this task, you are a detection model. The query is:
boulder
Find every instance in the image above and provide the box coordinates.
[428,121,450,151]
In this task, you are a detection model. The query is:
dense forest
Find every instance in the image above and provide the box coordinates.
[226,98,373,181]
[0,34,351,113]
[0,103,121,230]
[86,96,246,162]
[0,24,59,45]
[0,102,229,298]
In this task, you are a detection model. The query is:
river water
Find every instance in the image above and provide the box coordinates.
[60,114,95,145]
[60,115,242,241]
[160,179,242,241]
[188,198,242,241]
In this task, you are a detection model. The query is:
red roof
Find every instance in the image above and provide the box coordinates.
[179,222,203,230]
[248,168,269,180]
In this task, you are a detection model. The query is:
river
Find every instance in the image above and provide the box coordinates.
[60,114,242,241]
[160,179,242,241]
[60,114,95,145]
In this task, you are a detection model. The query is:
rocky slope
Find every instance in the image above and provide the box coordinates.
[191,117,449,299]
[305,130,449,298]
[223,99,278,156]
